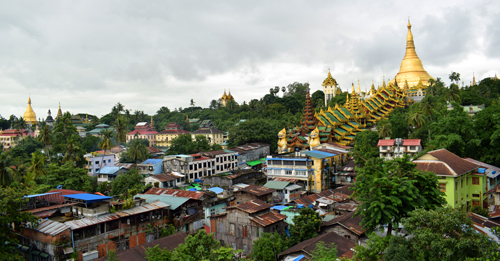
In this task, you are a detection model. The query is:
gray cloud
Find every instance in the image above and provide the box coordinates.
[0,0,499,119]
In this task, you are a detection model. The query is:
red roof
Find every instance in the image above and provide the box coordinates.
[377,139,395,146]
[250,211,287,227]
[402,139,421,146]
[127,129,158,135]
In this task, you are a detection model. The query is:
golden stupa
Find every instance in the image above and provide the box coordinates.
[23,97,38,125]
[391,19,434,88]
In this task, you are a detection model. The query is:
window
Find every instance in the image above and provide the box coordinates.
[472,193,480,198]
[461,179,463,188]
[108,159,111,163]
[381,146,387,150]
[230,223,235,236]
[439,183,446,192]
[243,225,247,238]
[410,146,416,150]
[344,235,351,239]
[210,209,216,216]
[285,170,292,175]
[95,168,99,172]
[95,161,99,164]
[455,182,458,191]
[472,177,480,185]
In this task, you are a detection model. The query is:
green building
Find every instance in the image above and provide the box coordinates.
[414,149,487,209]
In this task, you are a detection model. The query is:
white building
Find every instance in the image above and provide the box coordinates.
[85,152,115,176]
[144,173,186,188]
[377,138,422,160]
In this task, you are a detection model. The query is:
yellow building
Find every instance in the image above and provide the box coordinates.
[156,122,190,147]
[322,70,342,106]
[220,89,235,107]
[191,120,224,145]
[23,97,38,125]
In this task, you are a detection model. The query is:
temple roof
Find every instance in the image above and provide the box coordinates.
[322,70,338,86]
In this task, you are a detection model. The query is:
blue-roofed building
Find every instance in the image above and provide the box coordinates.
[97,166,128,183]
[137,159,163,175]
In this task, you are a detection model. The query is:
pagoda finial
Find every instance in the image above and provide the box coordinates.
[382,76,386,88]
[150,115,154,128]
[352,83,355,94]
[357,79,361,93]
[473,72,476,85]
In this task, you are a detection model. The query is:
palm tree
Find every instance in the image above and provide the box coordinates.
[37,125,53,160]
[442,84,461,103]
[14,117,27,135]
[0,152,16,187]
[128,139,149,163]
[98,129,115,171]
[113,116,128,144]
[115,102,125,112]
[26,151,47,185]
[407,107,428,129]
[376,119,392,138]
[62,135,83,164]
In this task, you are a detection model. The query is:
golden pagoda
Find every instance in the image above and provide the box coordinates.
[220,89,235,107]
[57,102,63,119]
[23,97,37,125]
[392,19,434,88]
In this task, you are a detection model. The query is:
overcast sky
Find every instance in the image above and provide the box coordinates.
[1,0,499,119]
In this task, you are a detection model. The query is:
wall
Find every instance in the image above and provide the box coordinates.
[204,203,227,227]
[322,225,359,242]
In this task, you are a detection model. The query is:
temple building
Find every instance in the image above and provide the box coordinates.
[220,89,235,107]
[322,70,342,106]
[23,97,38,126]
[45,110,55,128]
[56,102,63,119]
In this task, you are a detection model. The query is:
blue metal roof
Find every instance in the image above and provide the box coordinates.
[63,193,112,203]
[271,205,288,211]
[301,150,336,159]
[293,255,305,261]
[142,159,163,164]
[98,166,121,175]
[208,187,224,194]
[24,192,59,198]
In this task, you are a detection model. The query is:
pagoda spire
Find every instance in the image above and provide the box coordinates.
[357,79,361,93]
[150,115,154,128]
[299,85,317,133]
[473,72,476,85]
[352,83,355,94]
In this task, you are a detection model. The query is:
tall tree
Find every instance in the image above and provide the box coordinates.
[310,242,338,261]
[128,139,149,163]
[37,125,53,160]
[113,116,128,144]
[98,128,115,171]
[289,207,322,246]
[449,71,461,84]
[62,135,84,165]
[173,230,223,261]
[353,156,445,235]
[376,119,392,138]
[0,151,16,187]
[26,151,47,185]
[250,232,289,261]
[352,130,380,167]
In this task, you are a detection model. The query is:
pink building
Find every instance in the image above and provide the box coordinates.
[126,122,158,146]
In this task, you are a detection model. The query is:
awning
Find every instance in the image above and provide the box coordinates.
[246,160,264,166]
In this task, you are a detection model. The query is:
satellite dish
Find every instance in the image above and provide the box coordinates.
[56,185,63,189]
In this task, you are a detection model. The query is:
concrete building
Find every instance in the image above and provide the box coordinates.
[191,120,224,145]
[97,166,127,183]
[210,199,287,256]
[144,173,186,188]
[201,150,238,174]
[414,149,486,209]
[126,122,158,146]
[163,154,216,182]
[229,143,270,168]
[156,122,190,148]
[463,157,500,190]
[137,159,163,175]
[377,138,422,160]
[85,152,115,177]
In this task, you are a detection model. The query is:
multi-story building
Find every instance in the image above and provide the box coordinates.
[126,121,158,146]
[463,157,500,190]
[201,150,238,174]
[97,166,128,183]
[377,138,422,160]
[85,152,115,176]
[210,199,287,256]
[0,129,33,149]
[414,149,487,209]
[156,122,190,147]
[144,173,186,188]
[230,143,270,168]
[191,120,224,145]
[163,154,216,182]
[137,159,163,175]
[266,153,313,190]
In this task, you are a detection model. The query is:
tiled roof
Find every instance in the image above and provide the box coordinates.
[126,129,158,135]
[144,187,206,200]
[158,129,190,135]
[250,211,287,227]
[148,173,178,182]
[427,149,478,176]
[278,232,355,259]
[377,139,395,146]
[191,128,223,134]
[227,199,271,214]
[240,185,275,196]
[321,211,366,236]
[402,139,421,146]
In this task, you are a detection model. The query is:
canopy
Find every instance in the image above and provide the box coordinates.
[246,160,264,166]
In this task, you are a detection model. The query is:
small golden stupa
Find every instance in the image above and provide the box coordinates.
[23,97,37,125]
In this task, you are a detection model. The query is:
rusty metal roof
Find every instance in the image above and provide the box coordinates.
[227,199,271,213]
[240,185,275,196]
[278,232,355,259]
[148,173,177,182]
[23,203,77,214]
[273,177,299,183]
[321,211,366,236]
[144,188,206,200]
[427,149,479,176]
[250,211,287,227]
[294,190,334,206]
[415,162,455,176]
[335,202,359,212]
[35,219,70,236]
[64,202,169,230]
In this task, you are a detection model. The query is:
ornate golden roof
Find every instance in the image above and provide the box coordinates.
[23,97,38,124]
[392,19,434,88]
[57,102,63,119]
[221,89,227,99]
[322,70,338,86]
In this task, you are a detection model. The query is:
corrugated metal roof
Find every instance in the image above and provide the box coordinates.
[64,193,112,203]
[98,166,121,175]
[301,150,336,159]
[208,187,223,194]
[464,157,500,178]
[285,184,303,191]
[142,159,163,164]
[35,219,70,236]
[240,185,275,196]
[144,188,206,200]
[250,211,287,227]
[227,199,271,213]
[136,194,187,210]
[264,181,290,190]
[65,202,169,230]
[148,173,177,182]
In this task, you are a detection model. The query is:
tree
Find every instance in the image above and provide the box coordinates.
[14,116,27,135]
[0,187,39,260]
[128,139,149,163]
[376,119,392,138]
[173,230,222,261]
[353,156,445,235]
[26,151,47,185]
[311,90,325,109]
[106,249,119,261]
[250,232,288,261]
[145,245,173,261]
[81,135,101,153]
[352,131,379,167]
[37,125,52,160]
[0,151,16,187]
[228,118,280,152]
[310,241,338,261]
[109,168,145,196]
[289,207,322,246]
[449,71,461,84]
[385,207,499,260]
[36,162,94,192]
[113,116,128,143]
[98,128,115,170]
[388,108,408,139]
[62,135,85,165]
